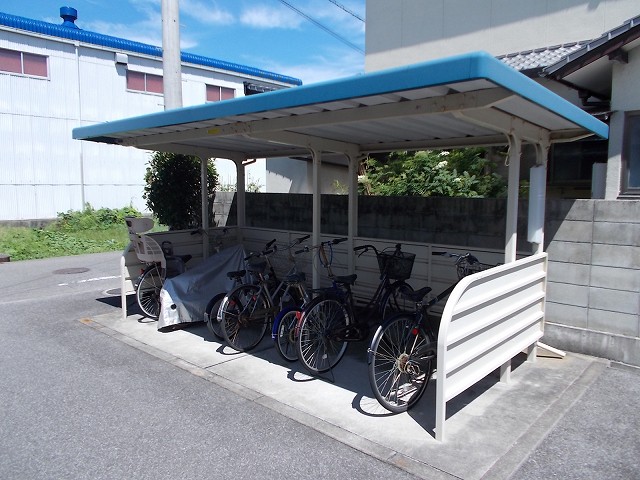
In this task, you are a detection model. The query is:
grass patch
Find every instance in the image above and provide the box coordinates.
[0,206,166,261]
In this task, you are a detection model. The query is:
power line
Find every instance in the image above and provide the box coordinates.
[327,0,364,23]
[277,0,364,54]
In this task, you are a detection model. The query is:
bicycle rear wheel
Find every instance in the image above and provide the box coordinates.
[296,297,350,374]
[219,284,269,352]
[273,307,302,362]
[380,281,414,321]
[204,292,225,340]
[368,314,435,413]
[136,264,163,319]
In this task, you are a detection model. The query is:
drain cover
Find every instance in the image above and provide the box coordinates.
[53,267,90,275]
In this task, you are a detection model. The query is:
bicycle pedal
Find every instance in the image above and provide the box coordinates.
[335,325,368,342]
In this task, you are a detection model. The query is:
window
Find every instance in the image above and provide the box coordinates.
[0,48,48,78]
[622,112,640,195]
[548,139,608,187]
[126,70,163,94]
[206,84,235,102]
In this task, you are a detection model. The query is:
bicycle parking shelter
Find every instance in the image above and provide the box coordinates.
[73,51,608,441]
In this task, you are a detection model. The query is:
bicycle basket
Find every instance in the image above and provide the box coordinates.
[456,259,494,279]
[377,251,416,280]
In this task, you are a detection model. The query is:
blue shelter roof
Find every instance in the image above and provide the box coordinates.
[73,51,608,159]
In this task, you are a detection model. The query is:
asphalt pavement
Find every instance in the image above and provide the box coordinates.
[1,251,638,479]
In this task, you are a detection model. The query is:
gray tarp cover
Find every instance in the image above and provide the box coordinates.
[158,244,246,330]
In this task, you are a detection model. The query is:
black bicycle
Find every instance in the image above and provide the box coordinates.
[295,243,416,375]
[367,252,495,413]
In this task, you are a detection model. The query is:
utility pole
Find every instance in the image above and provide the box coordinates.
[162,0,182,109]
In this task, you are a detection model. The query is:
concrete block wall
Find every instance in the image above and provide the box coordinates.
[543,199,640,366]
[220,193,640,366]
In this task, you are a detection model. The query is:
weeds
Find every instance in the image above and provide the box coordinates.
[0,205,163,261]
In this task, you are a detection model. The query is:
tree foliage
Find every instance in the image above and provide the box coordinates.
[143,152,219,230]
[358,148,507,197]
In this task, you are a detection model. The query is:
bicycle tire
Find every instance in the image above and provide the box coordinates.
[380,280,414,321]
[273,306,302,362]
[219,284,269,352]
[204,292,226,340]
[368,314,435,413]
[296,296,350,374]
[136,264,163,319]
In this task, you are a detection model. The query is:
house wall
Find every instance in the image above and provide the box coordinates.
[219,193,640,366]
[606,44,640,199]
[365,0,639,71]
[266,158,351,194]
[0,26,285,221]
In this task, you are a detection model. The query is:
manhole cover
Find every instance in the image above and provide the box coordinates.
[53,267,90,275]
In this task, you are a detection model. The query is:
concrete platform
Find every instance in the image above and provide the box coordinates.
[80,310,606,480]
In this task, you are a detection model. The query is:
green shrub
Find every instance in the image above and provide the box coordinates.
[143,152,218,230]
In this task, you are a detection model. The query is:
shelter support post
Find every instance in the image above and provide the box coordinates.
[528,140,566,360]
[234,157,247,243]
[347,153,360,273]
[200,157,209,259]
[505,134,521,264]
[311,149,322,290]
[500,133,522,382]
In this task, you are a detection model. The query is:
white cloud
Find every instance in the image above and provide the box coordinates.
[240,5,303,29]
[253,49,364,85]
[181,0,234,25]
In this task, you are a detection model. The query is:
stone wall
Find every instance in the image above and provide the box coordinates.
[222,193,640,366]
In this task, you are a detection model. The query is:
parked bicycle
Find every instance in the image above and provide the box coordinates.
[126,216,193,319]
[218,235,310,352]
[367,252,496,413]
[295,243,416,375]
[271,237,348,362]
[204,268,247,341]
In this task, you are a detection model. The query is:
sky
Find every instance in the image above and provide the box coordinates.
[2,0,366,85]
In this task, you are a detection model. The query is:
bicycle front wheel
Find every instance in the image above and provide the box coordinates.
[296,297,350,374]
[204,292,226,340]
[273,307,302,362]
[136,264,163,319]
[219,285,269,352]
[368,314,435,413]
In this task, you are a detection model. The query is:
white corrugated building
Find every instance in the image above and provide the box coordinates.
[0,6,301,223]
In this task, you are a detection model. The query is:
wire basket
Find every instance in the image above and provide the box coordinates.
[456,259,495,279]
[377,251,416,280]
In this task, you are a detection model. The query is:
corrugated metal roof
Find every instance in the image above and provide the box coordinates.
[0,10,302,86]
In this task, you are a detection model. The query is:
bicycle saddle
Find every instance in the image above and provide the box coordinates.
[401,286,432,302]
[227,270,246,280]
[334,274,357,286]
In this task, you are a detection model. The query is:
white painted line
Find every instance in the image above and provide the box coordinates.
[58,275,120,286]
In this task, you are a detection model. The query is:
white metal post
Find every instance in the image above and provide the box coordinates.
[235,159,246,239]
[311,149,322,290]
[505,134,521,264]
[347,153,359,273]
[200,157,209,259]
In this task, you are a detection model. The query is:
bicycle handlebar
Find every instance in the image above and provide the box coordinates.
[433,251,480,264]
